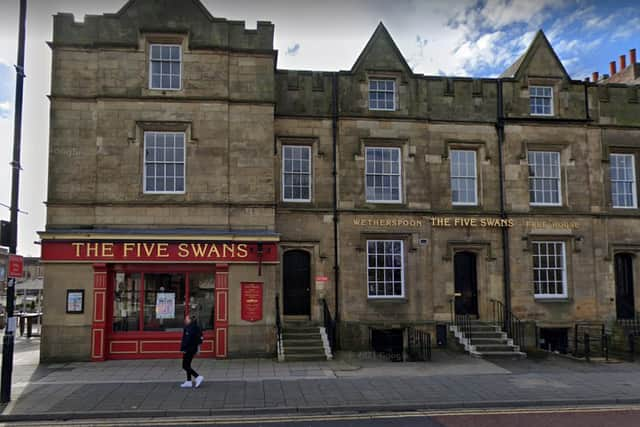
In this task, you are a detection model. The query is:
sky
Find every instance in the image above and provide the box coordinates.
[0,0,638,256]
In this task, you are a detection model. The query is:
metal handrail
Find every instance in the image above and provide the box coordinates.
[491,299,524,349]
[275,294,283,359]
[321,298,336,353]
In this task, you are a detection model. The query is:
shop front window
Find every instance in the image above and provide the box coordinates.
[112,269,215,334]
[189,273,215,330]
[143,273,186,331]
[113,273,141,332]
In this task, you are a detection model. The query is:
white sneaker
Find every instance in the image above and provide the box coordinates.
[180,380,193,388]
[195,375,204,388]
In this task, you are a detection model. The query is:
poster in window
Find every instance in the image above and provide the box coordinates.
[66,290,84,314]
[156,292,176,319]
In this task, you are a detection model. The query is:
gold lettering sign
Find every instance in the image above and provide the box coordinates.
[430,217,514,228]
[352,218,424,227]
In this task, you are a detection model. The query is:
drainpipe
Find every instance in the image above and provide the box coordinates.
[331,73,340,346]
[496,80,511,321]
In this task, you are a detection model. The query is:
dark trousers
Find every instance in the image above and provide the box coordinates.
[182,350,199,381]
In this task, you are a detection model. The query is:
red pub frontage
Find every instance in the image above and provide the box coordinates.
[39,230,278,361]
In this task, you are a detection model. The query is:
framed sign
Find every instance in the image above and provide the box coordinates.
[66,289,84,314]
[241,282,263,322]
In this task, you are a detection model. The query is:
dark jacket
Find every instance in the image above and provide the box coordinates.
[180,321,203,353]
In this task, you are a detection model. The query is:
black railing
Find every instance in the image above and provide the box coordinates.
[491,299,525,349]
[454,313,473,344]
[321,298,336,354]
[618,313,640,336]
[275,294,283,359]
[407,327,432,361]
[572,323,609,360]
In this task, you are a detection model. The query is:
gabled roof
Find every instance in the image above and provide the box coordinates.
[350,22,413,74]
[114,0,214,21]
[500,30,570,80]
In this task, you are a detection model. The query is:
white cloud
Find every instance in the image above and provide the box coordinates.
[0,101,10,118]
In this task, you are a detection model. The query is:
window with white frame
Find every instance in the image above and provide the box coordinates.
[369,79,395,111]
[149,44,182,90]
[144,132,185,193]
[529,86,553,116]
[282,145,311,202]
[532,241,567,298]
[367,240,404,298]
[610,153,637,208]
[365,147,402,203]
[528,151,561,206]
[450,150,478,205]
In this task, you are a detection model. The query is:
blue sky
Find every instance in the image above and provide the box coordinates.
[0,0,637,255]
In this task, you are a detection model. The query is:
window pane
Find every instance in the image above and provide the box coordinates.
[367,240,403,297]
[113,273,140,332]
[188,273,215,331]
[143,273,186,331]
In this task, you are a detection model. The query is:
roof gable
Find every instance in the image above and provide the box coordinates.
[53,0,274,51]
[500,30,570,80]
[350,22,413,75]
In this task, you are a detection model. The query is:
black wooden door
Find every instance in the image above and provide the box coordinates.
[454,251,478,316]
[283,250,311,316]
[615,253,635,320]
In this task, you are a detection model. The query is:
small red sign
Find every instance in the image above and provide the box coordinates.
[8,255,23,278]
[241,282,263,322]
[315,276,329,282]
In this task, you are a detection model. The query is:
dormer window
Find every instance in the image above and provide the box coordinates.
[529,86,553,116]
[149,44,182,90]
[369,79,395,111]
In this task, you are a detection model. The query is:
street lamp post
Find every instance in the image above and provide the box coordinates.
[1,0,27,403]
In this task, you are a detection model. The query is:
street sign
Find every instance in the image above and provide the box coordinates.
[7,255,23,279]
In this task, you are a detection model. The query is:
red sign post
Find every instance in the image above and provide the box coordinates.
[7,255,23,279]
[241,282,263,322]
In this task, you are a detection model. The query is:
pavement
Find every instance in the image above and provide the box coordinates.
[1,336,640,423]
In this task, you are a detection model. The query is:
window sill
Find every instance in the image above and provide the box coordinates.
[367,297,408,304]
[534,297,571,303]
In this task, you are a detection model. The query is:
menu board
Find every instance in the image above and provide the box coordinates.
[241,282,263,322]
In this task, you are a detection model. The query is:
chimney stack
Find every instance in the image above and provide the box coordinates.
[592,71,599,82]
[610,61,617,75]
[620,54,627,70]
[631,48,637,65]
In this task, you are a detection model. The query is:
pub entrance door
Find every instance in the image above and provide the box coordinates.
[282,250,311,316]
[454,251,478,316]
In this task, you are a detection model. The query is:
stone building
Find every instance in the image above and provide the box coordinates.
[40,0,640,361]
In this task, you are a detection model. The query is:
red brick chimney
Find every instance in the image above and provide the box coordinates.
[631,48,637,65]
[592,71,599,82]
[620,54,627,70]
[610,61,617,75]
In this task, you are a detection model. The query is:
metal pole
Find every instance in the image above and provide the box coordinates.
[1,0,27,404]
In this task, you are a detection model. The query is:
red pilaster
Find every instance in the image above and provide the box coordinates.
[214,263,229,358]
[91,263,108,361]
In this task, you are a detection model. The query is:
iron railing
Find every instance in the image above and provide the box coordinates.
[617,312,640,336]
[407,327,432,361]
[491,299,525,349]
[449,298,473,345]
[572,323,609,360]
[275,294,283,359]
[321,298,336,354]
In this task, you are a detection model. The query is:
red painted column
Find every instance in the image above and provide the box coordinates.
[214,263,229,358]
[91,263,108,361]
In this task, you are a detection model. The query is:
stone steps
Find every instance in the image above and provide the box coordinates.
[280,322,330,361]
[451,321,526,359]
